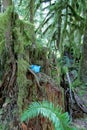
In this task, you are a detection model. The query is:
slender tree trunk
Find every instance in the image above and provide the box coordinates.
[56,13,62,49]
[0,0,1,12]
[30,0,36,46]
[56,0,62,49]
[80,28,87,83]
[30,0,34,24]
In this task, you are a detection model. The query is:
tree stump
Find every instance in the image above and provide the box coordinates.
[22,70,64,130]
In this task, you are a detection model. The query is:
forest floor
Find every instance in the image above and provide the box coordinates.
[73,87,87,130]
[0,74,87,130]
[73,118,87,130]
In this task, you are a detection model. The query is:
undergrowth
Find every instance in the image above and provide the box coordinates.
[21,101,77,130]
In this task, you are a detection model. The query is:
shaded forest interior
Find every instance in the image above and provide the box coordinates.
[0,0,87,130]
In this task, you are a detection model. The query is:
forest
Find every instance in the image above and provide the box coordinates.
[0,0,87,130]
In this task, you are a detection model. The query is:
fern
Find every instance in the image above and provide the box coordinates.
[21,101,77,130]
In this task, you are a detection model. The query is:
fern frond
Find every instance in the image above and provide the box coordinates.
[21,101,77,130]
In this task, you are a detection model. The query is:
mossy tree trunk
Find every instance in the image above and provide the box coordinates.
[0,0,18,129]
[56,0,62,49]
[80,27,87,84]
[2,0,17,93]
[30,0,36,46]
[0,1,67,129]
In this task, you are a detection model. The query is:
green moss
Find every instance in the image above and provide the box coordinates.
[13,19,34,55]
[17,58,29,114]
[0,6,13,54]
[14,12,34,115]
[14,19,34,115]
[0,5,34,115]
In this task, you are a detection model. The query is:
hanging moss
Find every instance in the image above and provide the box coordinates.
[17,58,29,114]
[0,3,48,116]
[14,18,35,115]
[13,19,34,54]
[0,5,34,115]
[0,6,13,54]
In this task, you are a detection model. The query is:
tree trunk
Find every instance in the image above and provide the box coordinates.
[80,28,87,83]
[0,0,18,129]
[0,0,1,12]
[56,12,62,49]
[30,0,36,46]
[1,0,17,93]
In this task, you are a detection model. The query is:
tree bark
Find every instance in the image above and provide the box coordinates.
[0,1,19,129]
[30,0,36,46]
[80,28,87,83]
[0,0,1,12]
[56,0,62,49]
[2,0,17,91]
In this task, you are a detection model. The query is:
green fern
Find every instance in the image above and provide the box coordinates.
[21,101,77,130]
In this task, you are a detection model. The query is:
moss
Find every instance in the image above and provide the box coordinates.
[14,14,34,115]
[14,18,35,114]
[13,19,34,55]
[0,5,34,115]
[0,6,13,54]
[17,58,29,114]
